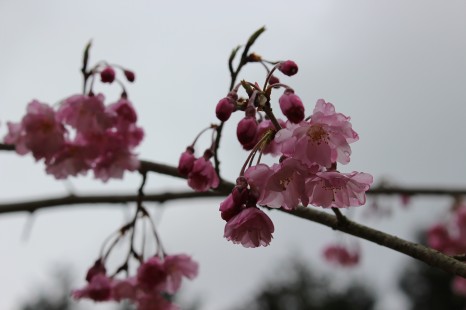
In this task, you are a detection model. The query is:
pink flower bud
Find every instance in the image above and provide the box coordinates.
[279,90,305,123]
[187,156,219,192]
[278,60,298,76]
[123,69,135,82]
[237,117,258,145]
[100,66,116,83]
[178,147,196,176]
[220,194,239,221]
[215,97,235,121]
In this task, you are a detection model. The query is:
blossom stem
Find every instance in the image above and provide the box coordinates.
[262,105,282,131]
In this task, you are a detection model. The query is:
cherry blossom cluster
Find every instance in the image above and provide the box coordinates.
[427,204,466,295]
[73,254,198,310]
[214,59,373,248]
[3,55,143,182]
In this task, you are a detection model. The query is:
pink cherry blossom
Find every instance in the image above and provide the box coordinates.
[5,100,66,160]
[246,159,309,210]
[93,150,140,182]
[306,171,373,208]
[45,142,92,179]
[275,99,358,167]
[72,274,113,302]
[137,257,167,292]
[163,254,199,294]
[187,156,219,192]
[57,94,114,135]
[323,244,360,267]
[224,207,274,248]
[111,277,138,301]
[107,98,138,127]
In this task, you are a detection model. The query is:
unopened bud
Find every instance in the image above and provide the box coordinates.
[215,97,235,122]
[178,147,196,176]
[100,66,116,83]
[237,117,258,145]
[279,90,305,123]
[124,70,135,82]
[278,60,298,76]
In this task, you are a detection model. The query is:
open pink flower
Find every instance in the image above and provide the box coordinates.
[306,171,373,208]
[187,156,219,192]
[107,98,138,128]
[164,254,199,294]
[246,159,309,210]
[57,94,114,134]
[137,257,167,292]
[224,207,274,248]
[275,99,358,167]
[5,100,66,160]
[111,277,138,301]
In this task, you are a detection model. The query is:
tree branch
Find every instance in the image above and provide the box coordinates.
[0,191,227,214]
[2,142,466,277]
[288,206,466,277]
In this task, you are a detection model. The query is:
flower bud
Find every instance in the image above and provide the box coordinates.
[237,117,258,145]
[279,90,305,123]
[100,66,116,83]
[215,97,235,121]
[219,194,241,221]
[123,70,135,82]
[278,60,298,76]
[178,147,196,176]
[85,259,107,282]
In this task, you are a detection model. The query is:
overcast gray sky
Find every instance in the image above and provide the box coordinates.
[1,1,466,309]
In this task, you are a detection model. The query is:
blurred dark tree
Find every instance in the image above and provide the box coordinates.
[231,259,376,310]
[398,234,466,310]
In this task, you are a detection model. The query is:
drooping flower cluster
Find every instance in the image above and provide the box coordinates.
[177,127,220,192]
[214,60,372,247]
[220,177,274,247]
[73,255,198,310]
[4,94,143,181]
